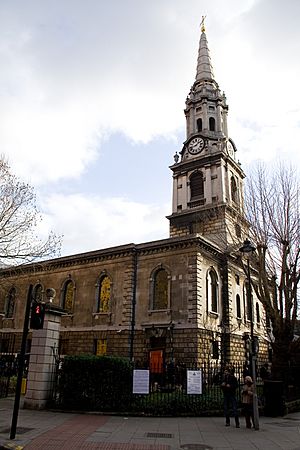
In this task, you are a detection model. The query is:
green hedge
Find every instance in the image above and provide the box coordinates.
[57,355,133,411]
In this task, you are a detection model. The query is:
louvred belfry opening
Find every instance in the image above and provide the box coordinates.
[190,172,204,199]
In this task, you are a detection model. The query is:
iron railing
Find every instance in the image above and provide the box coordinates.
[50,360,278,415]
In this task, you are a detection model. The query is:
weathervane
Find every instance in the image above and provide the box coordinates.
[200,15,206,33]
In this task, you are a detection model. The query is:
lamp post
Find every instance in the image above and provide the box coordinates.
[239,239,260,431]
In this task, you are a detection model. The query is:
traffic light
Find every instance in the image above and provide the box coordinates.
[30,301,45,330]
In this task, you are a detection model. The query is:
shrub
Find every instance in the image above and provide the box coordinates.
[57,355,133,411]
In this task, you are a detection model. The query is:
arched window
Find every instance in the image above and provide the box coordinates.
[209,117,215,131]
[197,118,202,132]
[231,176,238,203]
[62,280,75,312]
[5,287,16,318]
[152,268,168,310]
[97,275,111,313]
[236,294,241,319]
[207,269,218,313]
[256,302,260,324]
[211,340,219,360]
[244,280,252,322]
[33,284,43,302]
[190,171,204,199]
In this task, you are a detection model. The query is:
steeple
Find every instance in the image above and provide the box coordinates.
[195,20,214,82]
[184,19,228,141]
[167,21,248,249]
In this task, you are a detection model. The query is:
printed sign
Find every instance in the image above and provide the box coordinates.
[133,369,150,394]
[187,370,202,394]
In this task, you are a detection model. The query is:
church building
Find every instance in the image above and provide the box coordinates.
[0,24,270,369]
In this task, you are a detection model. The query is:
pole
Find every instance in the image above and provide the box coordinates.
[10,284,33,440]
[246,259,259,431]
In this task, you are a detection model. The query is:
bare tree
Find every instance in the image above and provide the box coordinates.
[0,157,62,267]
[245,162,300,379]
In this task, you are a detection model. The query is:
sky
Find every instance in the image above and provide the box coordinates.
[0,0,299,257]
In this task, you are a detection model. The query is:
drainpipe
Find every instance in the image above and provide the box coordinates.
[220,255,230,365]
[129,247,138,361]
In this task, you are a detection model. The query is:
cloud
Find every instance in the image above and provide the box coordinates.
[39,192,170,256]
[0,0,270,186]
[1,0,299,255]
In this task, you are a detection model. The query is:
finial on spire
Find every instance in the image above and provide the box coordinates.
[200,15,206,33]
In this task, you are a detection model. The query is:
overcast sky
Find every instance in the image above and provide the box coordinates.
[1,0,299,257]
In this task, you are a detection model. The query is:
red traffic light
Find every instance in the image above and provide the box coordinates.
[30,301,45,330]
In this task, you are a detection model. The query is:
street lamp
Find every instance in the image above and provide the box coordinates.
[239,239,260,431]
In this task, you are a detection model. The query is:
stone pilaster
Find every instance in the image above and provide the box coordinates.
[24,307,64,410]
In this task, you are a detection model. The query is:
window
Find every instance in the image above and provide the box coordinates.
[207,269,218,313]
[256,302,260,324]
[209,117,215,131]
[244,280,252,322]
[5,287,16,318]
[197,118,202,132]
[211,340,219,359]
[236,294,241,319]
[231,176,238,203]
[94,339,107,356]
[62,280,75,312]
[97,275,111,313]
[190,171,204,199]
[152,268,169,310]
[33,284,43,302]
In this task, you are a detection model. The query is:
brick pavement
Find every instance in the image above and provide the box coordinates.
[1,396,300,450]
[23,415,170,450]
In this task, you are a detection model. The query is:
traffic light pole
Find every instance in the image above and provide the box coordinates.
[10,284,33,440]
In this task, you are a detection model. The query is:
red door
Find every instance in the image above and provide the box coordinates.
[149,349,164,373]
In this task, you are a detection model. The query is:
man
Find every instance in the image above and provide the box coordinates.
[221,366,240,427]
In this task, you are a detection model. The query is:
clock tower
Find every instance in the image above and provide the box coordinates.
[168,21,248,249]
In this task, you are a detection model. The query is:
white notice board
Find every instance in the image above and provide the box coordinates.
[132,369,150,394]
[187,370,202,394]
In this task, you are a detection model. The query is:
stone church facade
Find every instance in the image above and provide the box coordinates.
[0,25,270,369]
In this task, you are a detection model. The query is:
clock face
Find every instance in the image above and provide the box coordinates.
[227,141,234,158]
[188,137,204,154]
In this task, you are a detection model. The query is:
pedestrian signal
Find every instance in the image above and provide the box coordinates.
[30,301,45,329]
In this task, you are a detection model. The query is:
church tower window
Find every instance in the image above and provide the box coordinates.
[197,118,202,132]
[62,280,75,312]
[190,171,204,199]
[209,117,215,131]
[231,176,238,203]
[5,287,16,318]
[207,269,218,313]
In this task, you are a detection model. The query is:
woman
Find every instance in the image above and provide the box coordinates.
[241,375,254,428]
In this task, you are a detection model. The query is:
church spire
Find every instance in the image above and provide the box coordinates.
[168,21,247,249]
[184,19,228,141]
[195,17,214,82]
